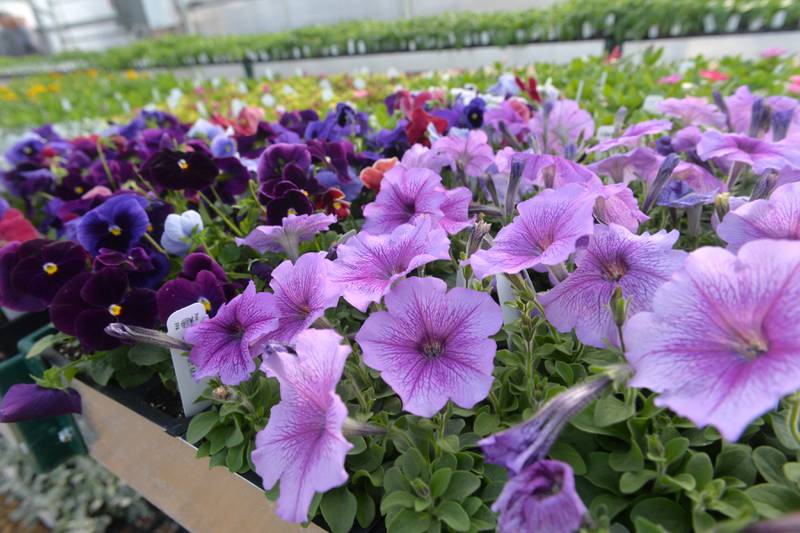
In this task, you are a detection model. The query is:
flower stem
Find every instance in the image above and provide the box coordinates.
[142,232,168,255]
[199,191,244,237]
[788,393,800,446]
[96,138,118,191]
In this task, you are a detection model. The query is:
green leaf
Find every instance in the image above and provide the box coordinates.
[784,462,800,484]
[25,333,58,359]
[473,412,499,436]
[384,466,411,493]
[355,490,376,528]
[436,501,470,532]
[87,356,114,386]
[443,471,481,500]
[127,343,170,366]
[225,444,244,472]
[664,437,690,465]
[429,468,452,499]
[753,446,789,486]
[661,473,696,492]
[549,441,587,475]
[609,440,644,472]
[225,422,244,447]
[387,509,431,533]
[715,444,757,485]
[620,470,656,494]
[629,497,690,533]
[746,484,800,518]
[398,448,426,479]
[684,452,714,490]
[586,452,621,493]
[321,486,357,533]
[381,491,416,514]
[593,394,634,427]
[185,410,218,444]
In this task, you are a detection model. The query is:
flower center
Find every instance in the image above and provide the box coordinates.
[287,208,297,216]
[736,334,769,360]
[420,339,444,359]
[23,146,33,155]
[601,258,629,281]
[42,262,58,275]
[333,201,342,210]
[147,223,154,233]
[177,158,189,170]
[74,186,84,194]
[198,297,212,312]
[108,304,123,317]
[109,224,122,236]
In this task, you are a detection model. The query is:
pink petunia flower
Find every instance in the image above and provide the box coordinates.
[252,329,352,523]
[356,276,502,417]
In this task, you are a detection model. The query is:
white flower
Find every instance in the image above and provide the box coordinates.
[161,210,204,256]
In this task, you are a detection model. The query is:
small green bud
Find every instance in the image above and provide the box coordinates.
[610,286,628,328]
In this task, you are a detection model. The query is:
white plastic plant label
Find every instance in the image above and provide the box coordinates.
[166,302,210,417]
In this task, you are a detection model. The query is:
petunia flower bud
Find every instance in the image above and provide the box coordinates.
[642,154,680,213]
[505,156,525,218]
[467,220,492,258]
[770,109,794,142]
[750,169,778,201]
[104,323,192,351]
[610,286,628,328]
[747,98,772,138]
[714,192,731,222]
[712,90,734,132]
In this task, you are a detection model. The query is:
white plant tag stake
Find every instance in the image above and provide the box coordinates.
[166,303,210,417]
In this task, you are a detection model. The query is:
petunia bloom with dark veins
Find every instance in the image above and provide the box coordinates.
[50,268,157,352]
[77,194,150,256]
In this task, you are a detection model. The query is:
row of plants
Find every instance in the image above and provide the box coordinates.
[0,49,800,532]
[1,0,799,75]
[1,49,798,131]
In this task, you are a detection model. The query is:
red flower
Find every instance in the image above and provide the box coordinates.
[405,108,448,146]
[515,76,542,103]
[0,209,39,246]
[359,157,398,192]
[700,69,729,82]
[316,188,350,220]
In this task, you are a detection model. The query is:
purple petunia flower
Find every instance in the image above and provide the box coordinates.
[587,119,672,153]
[330,218,451,312]
[588,147,662,184]
[185,281,278,385]
[530,99,594,155]
[657,96,726,128]
[470,184,598,279]
[77,194,150,256]
[236,213,336,261]
[697,131,800,174]
[0,384,82,423]
[50,268,157,351]
[492,460,586,533]
[362,166,445,235]
[625,239,800,441]
[520,154,598,189]
[252,329,352,523]
[356,277,502,417]
[592,182,650,232]
[717,182,800,251]
[540,224,686,348]
[432,130,494,177]
[268,252,341,343]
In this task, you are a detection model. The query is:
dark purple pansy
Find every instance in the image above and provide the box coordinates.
[156,270,227,323]
[141,149,219,191]
[94,246,170,290]
[257,143,311,182]
[77,194,150,256]
[0,384,82,423]
[0,241,48,311]
[1,164,54,199]
[50,268,157,352]
[144,200,175,240]
[264,188,314,226]
[4,134,46,166]
[211,156,252,203]
[9,240,89,302]
[464,97,486,129]
[307,140,352,183]
[181,252,228,283]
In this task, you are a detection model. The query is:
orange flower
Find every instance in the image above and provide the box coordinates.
[359,158,398,192]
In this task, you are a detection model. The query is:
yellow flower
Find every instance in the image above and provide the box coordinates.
[124,69,139,80]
